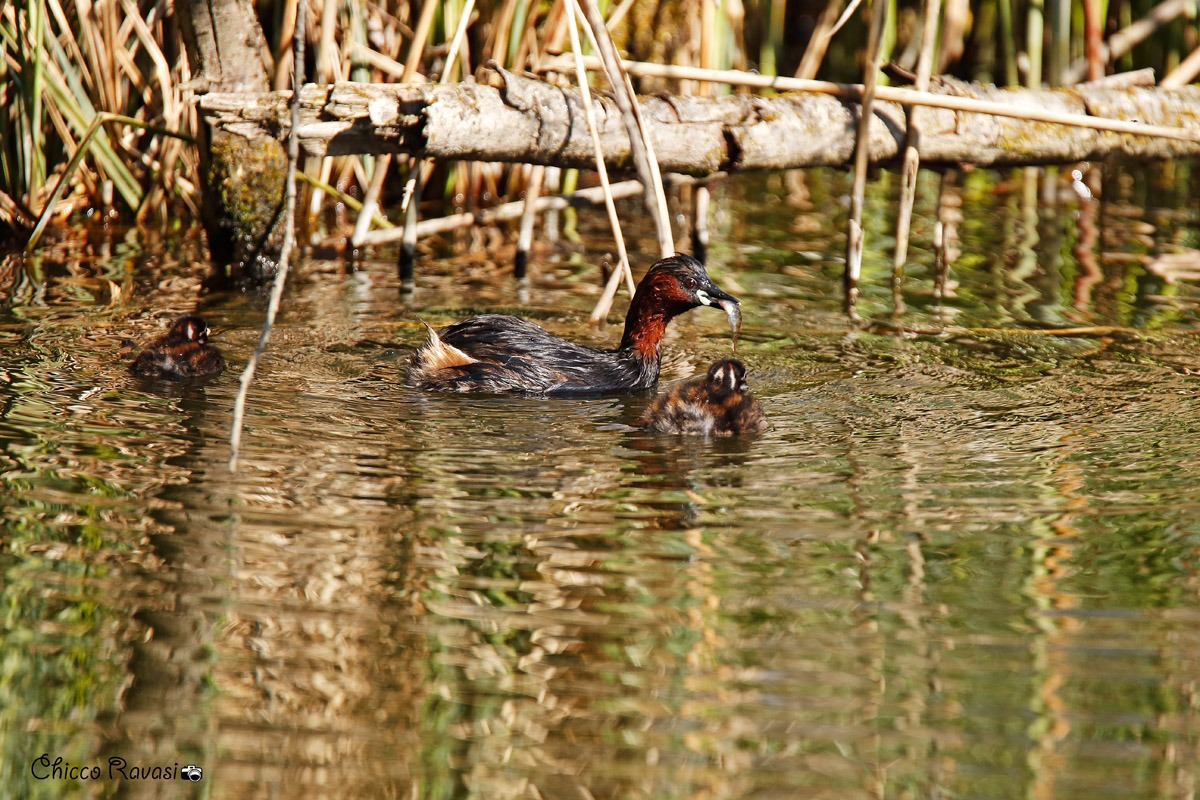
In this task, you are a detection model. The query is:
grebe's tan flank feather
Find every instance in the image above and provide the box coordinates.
[415,321,478,370]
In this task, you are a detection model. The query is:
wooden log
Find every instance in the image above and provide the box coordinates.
[199,70,1200,175]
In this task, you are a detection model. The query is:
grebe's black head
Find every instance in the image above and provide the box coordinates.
[636,254,739,313]
[166,315,210,345]
[706,357,749,396]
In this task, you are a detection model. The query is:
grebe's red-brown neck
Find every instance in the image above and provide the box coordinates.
[618,255,738,360]
[618,291,686,360]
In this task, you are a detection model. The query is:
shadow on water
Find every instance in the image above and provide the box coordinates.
[3,166,1200,799]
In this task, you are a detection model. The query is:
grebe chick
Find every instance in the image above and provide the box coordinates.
[129,315,224,380]
[407,254,739,395]
[641,357,766,435]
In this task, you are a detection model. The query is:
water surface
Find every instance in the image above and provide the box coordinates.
[2,166,1200,798]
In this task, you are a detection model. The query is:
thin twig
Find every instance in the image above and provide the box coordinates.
[229,0,306,473]
[540,56,1200,143]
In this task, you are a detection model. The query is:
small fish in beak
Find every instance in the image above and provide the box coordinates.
[719,297,742,353]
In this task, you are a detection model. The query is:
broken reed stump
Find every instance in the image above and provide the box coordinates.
[177,0,282,272]
[198,72,1200,181]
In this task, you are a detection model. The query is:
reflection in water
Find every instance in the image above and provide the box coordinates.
[2,168,1200,798]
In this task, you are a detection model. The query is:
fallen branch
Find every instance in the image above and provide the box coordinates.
[201,70,1200,176]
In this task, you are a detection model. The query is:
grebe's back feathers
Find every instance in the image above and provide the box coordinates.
[407,315,656,394]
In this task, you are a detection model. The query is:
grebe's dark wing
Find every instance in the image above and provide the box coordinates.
[409,314,660,395]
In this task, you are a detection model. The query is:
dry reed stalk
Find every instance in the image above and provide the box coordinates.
[297,170,391,228]
[575,0,673,259]
[118,0,179,220]
[542,166,562,241]
[351,41,407,79]
[891,0,942,316]
[368,0,438,260]
[360,0,474,250]
[404,0,439,80]
[1025,0,1043,86]
[1083,68,1156,87]
[932,169,956,303]
[351,153,394,246]
[543,56,1200,144]
[606,0,637,30]
[441,0,476,85]
[515,164,545,280]
[1161,47,1200,88]
[828,0,866,42]
[318,0,339,82]
[512,1,545,69]
[40,1,141,207]
[795,0,843,80]
[357,180,648,245]
[230,0,307,472]
[1066,0,1196,84]
[560,0,637,323]
[273,0,299,89]
[691,0,716,261]
[1083,0,1105,83]
[488,0,521,65]
[399,167,420,285]
[25,113,192,250]
[305,155,334,221]
[845,0,887,317]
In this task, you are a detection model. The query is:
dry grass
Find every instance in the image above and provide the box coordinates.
[2,0,1196,247]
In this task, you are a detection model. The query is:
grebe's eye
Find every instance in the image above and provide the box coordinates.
[683,276,698,291]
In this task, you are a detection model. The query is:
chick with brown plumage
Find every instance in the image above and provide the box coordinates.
[641,357,766,435]
[129,315,224,380]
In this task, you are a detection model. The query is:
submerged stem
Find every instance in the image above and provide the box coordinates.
[229,0,306,472]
